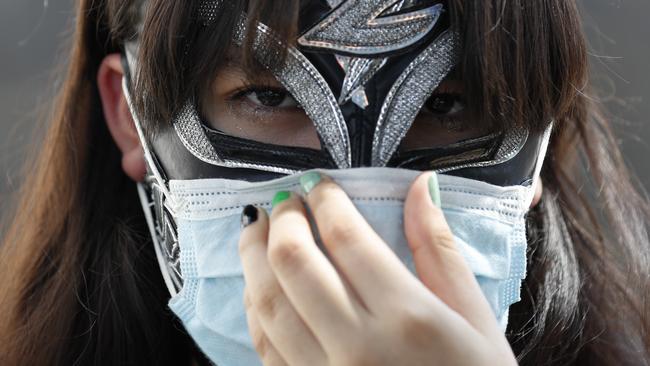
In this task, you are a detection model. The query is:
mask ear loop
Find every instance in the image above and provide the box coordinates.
[120,51,181,210]
[121,46,183,296]
[527,122,553,205]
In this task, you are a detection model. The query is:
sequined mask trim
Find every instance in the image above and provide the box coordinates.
[188,1,528,172]
[371,29,459,166]
[174,15,352,171]
[298,0,444,56]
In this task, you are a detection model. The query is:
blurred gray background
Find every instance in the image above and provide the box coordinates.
[1,1,649,212]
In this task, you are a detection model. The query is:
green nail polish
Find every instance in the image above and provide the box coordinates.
[272,191,291,208]
[428,173,441,207]
[300,172,322,194]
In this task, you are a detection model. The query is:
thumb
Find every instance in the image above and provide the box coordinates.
[404,172,501,337]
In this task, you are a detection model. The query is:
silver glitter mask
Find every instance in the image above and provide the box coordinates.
[126,0,552,296]
[298,0,443,56]
[172,0,528,174]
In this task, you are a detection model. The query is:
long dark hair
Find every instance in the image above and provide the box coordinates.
[1,0,648,365]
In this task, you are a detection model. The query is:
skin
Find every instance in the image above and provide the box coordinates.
[239,175,518,366]
[98,53,543,365]
[97,54,146,182]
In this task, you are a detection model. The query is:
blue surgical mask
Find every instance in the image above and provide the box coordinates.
[162,168,535,366]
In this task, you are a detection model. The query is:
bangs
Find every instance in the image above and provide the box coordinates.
[132,0,588,135]
[133,0,300,134]
[450,0,588,133]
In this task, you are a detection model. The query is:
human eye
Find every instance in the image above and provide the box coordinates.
[202,71,320,149]
[420,92,468,132]
[400,81,492,150]
[235,87,301,109]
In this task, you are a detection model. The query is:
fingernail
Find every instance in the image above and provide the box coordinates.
[272,191,291,208]
[428,173,441,207]
[300,171,322,194]
[241,205,259,228]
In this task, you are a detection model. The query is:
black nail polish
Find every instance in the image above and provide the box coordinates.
[241,205,259,228]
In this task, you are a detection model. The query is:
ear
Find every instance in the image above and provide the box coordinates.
[98,53,147,182]
[530,181,543,208]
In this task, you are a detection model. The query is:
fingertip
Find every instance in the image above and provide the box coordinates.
[299,171,323,195]
[299,171,341,195]
[241,205,270,228]
[272,191,294,209]
[405,172,443,220]
[302,173,347,209]
[404,172,452,253]
[239,205,270,255]
[269,191,306,221]
[428,172,441,208]
[241,205,260,228]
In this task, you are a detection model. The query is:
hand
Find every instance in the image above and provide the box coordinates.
[239,172,518,366]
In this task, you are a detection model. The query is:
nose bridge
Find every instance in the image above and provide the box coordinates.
[295,0,451,168]
[316,53,427,167]
[302,46,424,167]
[342,101,376,167]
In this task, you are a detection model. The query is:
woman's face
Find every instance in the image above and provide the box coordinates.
[99,4,549,354]
[121,0,551,189]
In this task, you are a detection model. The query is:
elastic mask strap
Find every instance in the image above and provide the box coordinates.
[119,50,182,212]
[121,47,183,296]
[528,122,553,204]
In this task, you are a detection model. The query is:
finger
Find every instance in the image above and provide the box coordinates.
[299,172,420,310]
[267,192,362,352]
[403,172,501,337]
[239,205,327,366]
[245,297,289,366]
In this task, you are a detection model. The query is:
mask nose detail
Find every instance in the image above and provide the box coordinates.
[344,105,376,167]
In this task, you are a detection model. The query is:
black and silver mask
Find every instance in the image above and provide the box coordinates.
[123,0,552,294]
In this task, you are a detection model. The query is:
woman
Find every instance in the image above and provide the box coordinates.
[1,0,648,365]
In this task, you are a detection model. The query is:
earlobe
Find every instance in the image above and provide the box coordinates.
[530,181,543,208]
[98,53,146,182]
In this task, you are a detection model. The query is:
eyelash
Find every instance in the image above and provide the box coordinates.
[227,83,301,109]
[424,93,468,131]
[229,83,282,100]
[227,86,467,132]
